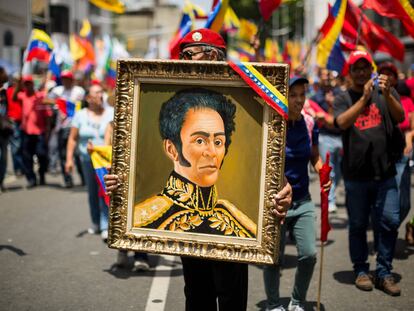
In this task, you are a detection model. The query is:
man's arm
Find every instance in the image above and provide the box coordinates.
[336,80,373,130]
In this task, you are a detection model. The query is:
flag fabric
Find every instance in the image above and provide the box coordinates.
[48,53,61,85]
[90,145,112,206]
[235,42,256,61]
[223,6,240,32]
[70,34,86,61]
[80,19,92,40]
[317,0,347,73]
[363,0,414,38]
[228,61,288,119]
[75,36,96,72]
[89,0,125,14]
[169,2,195,59]
[264,39,283,62]
[204,0,230,32]
[238,19,258,42]
[26,29,54,62]
[259,0,282,21]
[56,98,81,118]
[342,1,405,61]
[319,153,332,242]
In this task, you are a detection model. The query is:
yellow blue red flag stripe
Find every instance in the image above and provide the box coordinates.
[91,146,112,206]
[316,0,347,71]
[228,61,288,120]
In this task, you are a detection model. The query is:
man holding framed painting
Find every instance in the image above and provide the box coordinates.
[104,28,292,311]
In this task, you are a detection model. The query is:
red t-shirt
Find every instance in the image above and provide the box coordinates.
[399,96,414,133]
[6,86,22,122]
[19,90,51,135]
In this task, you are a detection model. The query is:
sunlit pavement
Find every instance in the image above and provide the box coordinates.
[1,170,413,311]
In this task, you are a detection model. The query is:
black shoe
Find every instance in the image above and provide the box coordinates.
[39,175,46,186]
[64,180,74,188]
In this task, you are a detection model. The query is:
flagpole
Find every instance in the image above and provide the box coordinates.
[355,8,365,47]
[317,241,325,311]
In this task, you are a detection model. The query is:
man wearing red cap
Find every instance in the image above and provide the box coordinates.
[104,28,292,311]
[45,70,85,188]
[334,50,404,296]
[13,75,52,187]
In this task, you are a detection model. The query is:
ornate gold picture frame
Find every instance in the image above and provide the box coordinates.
[108,59,288,265]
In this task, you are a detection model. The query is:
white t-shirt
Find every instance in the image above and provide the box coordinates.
[71,107,114,159]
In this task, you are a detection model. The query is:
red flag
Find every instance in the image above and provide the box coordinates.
[363,0,414,38]
[259,0,282,21]
[342,1,405,61]
[319,153,332,242]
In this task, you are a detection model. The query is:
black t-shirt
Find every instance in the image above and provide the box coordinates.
[334,88,398,181]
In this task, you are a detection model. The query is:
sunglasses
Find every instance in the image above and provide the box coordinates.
[179,47,213,60]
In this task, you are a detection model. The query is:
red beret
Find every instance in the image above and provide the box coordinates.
[179,28,226,51]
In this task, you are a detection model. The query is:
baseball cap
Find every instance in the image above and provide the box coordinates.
[22,75,33,83]
[289,76,309,88]
[179,28,226,51]
[61,70,74,79]
[378,62,398,78]
[347,50,373,66]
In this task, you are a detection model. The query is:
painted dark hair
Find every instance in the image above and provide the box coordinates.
[159,88,236,166]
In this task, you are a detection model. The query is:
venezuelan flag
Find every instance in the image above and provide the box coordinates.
[204,0,229,32]
[80,19,92,40]
[317,0,347,73]
[229,61,288,120]
[26,29,54,62]
[56,98,81,118]
[223,6,240,32]
[90,146,112,206]
[169,2,195,59]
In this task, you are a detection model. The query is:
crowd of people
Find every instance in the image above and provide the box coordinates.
[1,27,414,311]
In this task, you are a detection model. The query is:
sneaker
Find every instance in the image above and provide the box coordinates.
[288,301,305,311]
[101,230,108,241]
[355,273,374,291]
[87,227,99,235]
[375,276,401,296]
[116,251,129,267]
[266,306,286,311]
[133,258,150,272]
[328,203,338,213]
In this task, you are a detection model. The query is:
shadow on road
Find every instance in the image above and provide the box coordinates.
[394,238,414,260]
[0,245,27,256]
[103,255,183,279]
[333,270,402,285]
[329,216,348,230]
[256,298,325,311]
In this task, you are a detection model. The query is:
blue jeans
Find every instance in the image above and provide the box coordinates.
[81,157,108,231]
[263,198,317,308]
[344,178,399,278]
[395,156,411,223]
[9,121,24,174]
[318,134,342,206]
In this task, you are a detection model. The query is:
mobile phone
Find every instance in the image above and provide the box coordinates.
[371,73,379,87]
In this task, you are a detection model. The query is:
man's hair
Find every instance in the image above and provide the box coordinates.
[159,88,236,166]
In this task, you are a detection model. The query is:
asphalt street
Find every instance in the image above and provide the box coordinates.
[1,168,413,311]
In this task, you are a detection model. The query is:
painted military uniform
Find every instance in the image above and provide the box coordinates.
[133,171,257,238]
